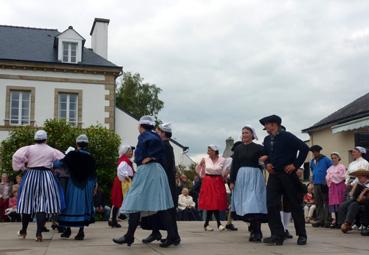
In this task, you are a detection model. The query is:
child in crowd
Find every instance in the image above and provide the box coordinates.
[304,183,316,223]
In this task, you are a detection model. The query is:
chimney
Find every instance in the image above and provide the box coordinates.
[90,18,110,59]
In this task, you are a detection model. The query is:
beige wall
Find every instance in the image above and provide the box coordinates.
[307,127,355,167]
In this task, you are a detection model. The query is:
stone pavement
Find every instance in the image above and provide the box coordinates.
[0,221,369,255]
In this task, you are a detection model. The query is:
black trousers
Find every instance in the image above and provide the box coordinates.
[338,199,368,226]
[126,209,179,240]
[314,184,329,225]
[267,171,306,238]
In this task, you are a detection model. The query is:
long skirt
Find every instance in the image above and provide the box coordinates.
[17,169,62,215]
[121,163,174,215]
[198,175,227,211]
[231,167,267,222]
[111,176,123,208]
[58,177,96,227]
[328,181,345,213]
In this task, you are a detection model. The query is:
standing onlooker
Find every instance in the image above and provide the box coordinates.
[303,183,316,223]
[310,145,332,228]
[0,173,11,221]
[196,145,228,231]
[325,152,346,228]
[260,115,309,246]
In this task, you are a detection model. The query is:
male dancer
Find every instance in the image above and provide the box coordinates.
[260,115,309,246]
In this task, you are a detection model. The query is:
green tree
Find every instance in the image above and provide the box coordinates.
[0,119,120,198]
[116,72,164,119]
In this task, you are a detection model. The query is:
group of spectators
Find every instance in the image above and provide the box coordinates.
[0,173,21,222]
[306,145,369,236]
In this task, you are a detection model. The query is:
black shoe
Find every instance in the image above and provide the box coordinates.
[74,231,85,241]
[111,223,122,228]
[225,223,238,231]
[297,236,307,245]
[250,232,262,242]
[284,230,293,239]
[142,233,162,244]
[160,237,181,245]
[41,226,50,233]
[311,222,321,228]
[118,214,127,220]
[108,220,112,226]
[61,228,71,238]
[263,236,284,246]
[113,235,134,246]
[249,232,256,242]
[160,238,180,248]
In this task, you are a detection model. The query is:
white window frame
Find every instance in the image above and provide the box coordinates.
[9,90,31,125]
[62,42,78,63]
[58,93,78,126]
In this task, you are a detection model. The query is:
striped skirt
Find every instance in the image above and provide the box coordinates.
[17,169,63,215]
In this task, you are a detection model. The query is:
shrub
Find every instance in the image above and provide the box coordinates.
[0,119,121,200]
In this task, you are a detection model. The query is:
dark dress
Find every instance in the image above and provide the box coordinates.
[230,143,267,222]
[57,150,96,227]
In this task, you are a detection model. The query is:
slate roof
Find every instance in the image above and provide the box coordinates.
[302,92,369,132]
[0,25,120,69]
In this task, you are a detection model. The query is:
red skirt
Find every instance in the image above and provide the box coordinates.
[111,176,123,208]
[198,175,227,211]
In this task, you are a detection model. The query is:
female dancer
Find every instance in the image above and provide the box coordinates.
[230,125,267,242]
[12,130,64,241]
[196,145,228,231]
[112,116,177,248]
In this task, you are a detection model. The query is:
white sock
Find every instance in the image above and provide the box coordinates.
[282,212,291,231]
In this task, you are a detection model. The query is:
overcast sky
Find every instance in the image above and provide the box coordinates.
[2,0,369,160]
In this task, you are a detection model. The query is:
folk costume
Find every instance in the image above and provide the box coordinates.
[57,134,96,240]
[196,145,228,231]
[110,145,134,228]
[113,116,177,248]
[12,130,64,241]
[230,126,267,242]
[260,115,309,246]
[141,123,181,245]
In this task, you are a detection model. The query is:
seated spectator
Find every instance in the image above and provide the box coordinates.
[338,169,369,234]
[304,183,316,223]
[0,173,11,222]
[94,185,110,221]
[357,185,369,236]
[5,187,20,222]
[177,188,200,221]
[11,175,22,192]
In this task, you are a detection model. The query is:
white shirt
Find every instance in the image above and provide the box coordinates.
[178,194,196,210]
[117,161,134,181]
[346,157,369,184]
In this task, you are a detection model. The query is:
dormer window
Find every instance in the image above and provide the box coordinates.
[56,26,85,64]
[63,42,78,63]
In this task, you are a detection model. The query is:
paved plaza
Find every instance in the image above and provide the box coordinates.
[0,221,368,255]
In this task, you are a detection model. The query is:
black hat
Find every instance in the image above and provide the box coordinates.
[310,145,322,152]
[259,115,282,126]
